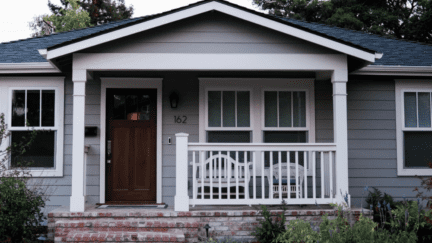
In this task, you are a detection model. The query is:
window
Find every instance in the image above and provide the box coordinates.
[0,77,65,177]
[264,91,306,128]
[207,90,250,128]
[396,80,432,176]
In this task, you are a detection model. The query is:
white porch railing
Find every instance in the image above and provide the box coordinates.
[174,133,342,211]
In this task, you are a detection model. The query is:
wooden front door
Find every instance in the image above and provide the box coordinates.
[106,89,157,202]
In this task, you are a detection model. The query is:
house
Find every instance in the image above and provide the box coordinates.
[1,0,432,241]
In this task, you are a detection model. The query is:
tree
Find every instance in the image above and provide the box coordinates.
[29,0,134,37]
[252,0,432,44]
[43,0,93,34]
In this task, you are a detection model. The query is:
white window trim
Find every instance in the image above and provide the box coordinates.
[199,78,315,143]
[0,77,65,177]
[395,79,432,176]
[204,87,254,132]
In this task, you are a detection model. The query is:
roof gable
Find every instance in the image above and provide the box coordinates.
[44,0,377,62]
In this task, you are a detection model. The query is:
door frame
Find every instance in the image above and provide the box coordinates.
[100,78,163,204]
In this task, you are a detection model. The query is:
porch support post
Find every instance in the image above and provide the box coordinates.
[332,69,350,207]
[70,70,87,212]
[175,133,190,212]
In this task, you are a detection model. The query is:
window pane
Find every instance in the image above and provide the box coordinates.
[279,91,292,127]
[418,93,431,127]
[223,91,235,127]
[265,91,277,127]
[12,90,25,127]
[113,95,126,120]
[404,92,417,127]
[237,91,250,127]
[293,91,306,127]
[11,131,55,168]
[27,90,40,127]
[208,91,221,127]
[42,90,55,126]
[404,132,432,167]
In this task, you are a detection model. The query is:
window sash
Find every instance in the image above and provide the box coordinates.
[264,91,307,128]
[403,91,432,128]
[207,90,251,128]
[9,88,57,129]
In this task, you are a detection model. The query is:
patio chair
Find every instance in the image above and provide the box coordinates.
[271,163,304,198]
[191,153,253,199]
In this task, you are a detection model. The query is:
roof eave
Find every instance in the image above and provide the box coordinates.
[351,65,432,76]
[0,62,61,74]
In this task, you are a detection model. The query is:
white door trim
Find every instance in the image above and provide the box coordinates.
[100,78,163,203]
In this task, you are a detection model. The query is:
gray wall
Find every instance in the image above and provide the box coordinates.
[81,12,337,55]
[346,78,422,207]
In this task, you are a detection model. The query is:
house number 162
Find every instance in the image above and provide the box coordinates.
[174,116,187,123]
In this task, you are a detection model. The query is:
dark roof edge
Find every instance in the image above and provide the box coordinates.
[351,65,432,76]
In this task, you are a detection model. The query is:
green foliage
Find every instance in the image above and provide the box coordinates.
[203,237,241,243]
[0,113,49,242]
[44,0,93,33]
[365,187,398,230]
[0,177,46,242]
[273,219,319,243]
[253,0,432,44]
[251,202,287,243]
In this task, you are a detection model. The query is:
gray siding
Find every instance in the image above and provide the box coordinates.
[81,12,337,55]
[162,75,199,206]
[347,79,421,207]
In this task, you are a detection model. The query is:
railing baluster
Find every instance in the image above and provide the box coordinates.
[201,151,205,199]
[329,151,333,200]
[304,151,308,199]
[312,151,316,200]
[253,151,256,200]
[209,152,213,200]
[320,151,324,199]
[295,151,299,199]
[261,151,265,199]
[244,151,248,200]
[287,151,291,199]
[236,151,239,199]
[278,151,282,199]
[218,151,222,200]
[228,151,231,199]
[270,152,274,199]
[192,151,197,200]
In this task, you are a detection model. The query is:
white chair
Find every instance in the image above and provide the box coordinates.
[269,163,304,198]
[191,153,253,199]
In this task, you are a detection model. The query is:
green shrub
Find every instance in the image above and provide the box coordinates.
[0,113,48,242]
[251,202,287,243]
[365,187,398,230]
[273,219,319,243]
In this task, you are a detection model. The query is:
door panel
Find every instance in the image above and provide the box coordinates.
[106,88,157,202]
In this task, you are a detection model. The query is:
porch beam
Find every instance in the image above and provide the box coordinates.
[332,69,350,207]
[70,69,87,212]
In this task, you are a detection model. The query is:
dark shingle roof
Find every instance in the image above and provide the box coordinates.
[1,0,431,67]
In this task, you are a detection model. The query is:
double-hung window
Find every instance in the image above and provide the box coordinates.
[262,90,310,167]
[396,80,432,176]
[1,77,65,177]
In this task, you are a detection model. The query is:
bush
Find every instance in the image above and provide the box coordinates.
[0,113,48,242]
[251,201,287,243]
[273,219,319,243]
[365,187,398,230]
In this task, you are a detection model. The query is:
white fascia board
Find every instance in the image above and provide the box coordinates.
[47,1,376,62]
[351,65,432,76]
[0,62,61,73]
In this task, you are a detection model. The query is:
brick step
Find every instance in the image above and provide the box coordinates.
[55,219,203,229]
[55,231,185,242]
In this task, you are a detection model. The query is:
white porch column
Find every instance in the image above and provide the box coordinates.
[70,70,87,212]
[332,69,350,207]
[175,133,190,211]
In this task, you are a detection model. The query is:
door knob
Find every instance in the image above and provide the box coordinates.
[107,140,111,156]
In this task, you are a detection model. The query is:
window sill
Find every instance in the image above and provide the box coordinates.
[397,168,432,176]
[3,169,63,177]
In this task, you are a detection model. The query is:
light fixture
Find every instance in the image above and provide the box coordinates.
[169,92,179,109]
